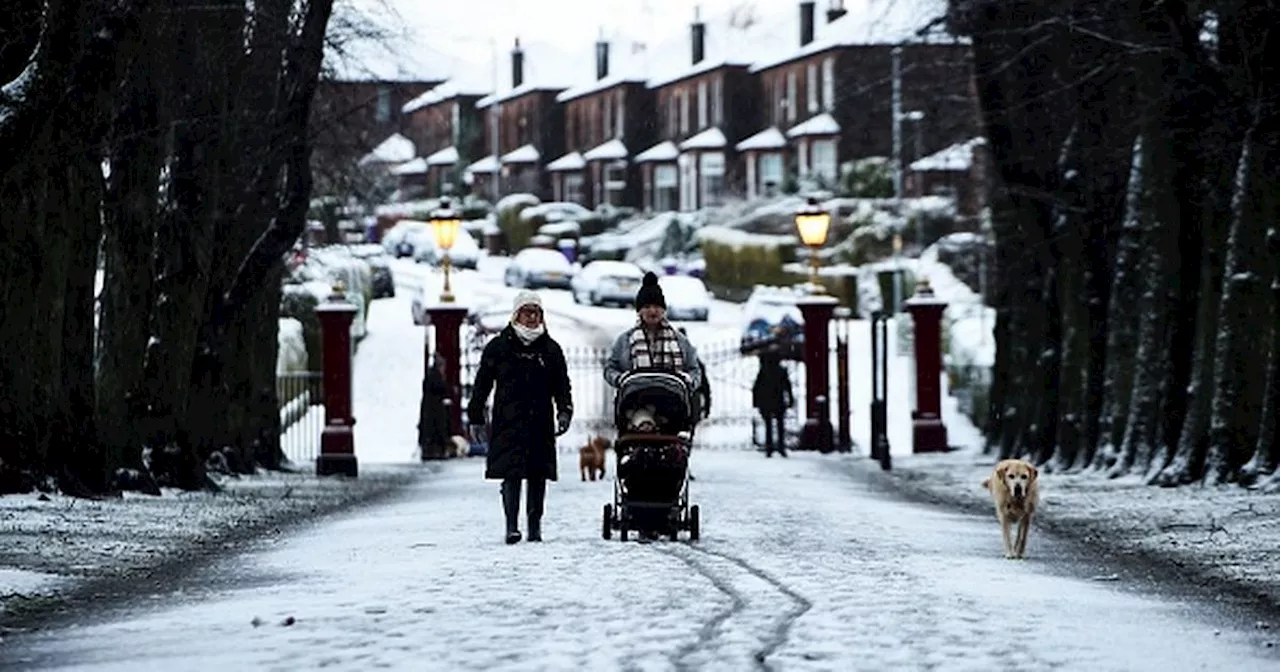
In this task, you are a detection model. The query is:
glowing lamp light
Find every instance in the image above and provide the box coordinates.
[794,197,831,292]
[430,198,462,303]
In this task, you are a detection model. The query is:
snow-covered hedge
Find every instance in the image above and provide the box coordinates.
[697,226,798,294]
[495,193,541,251]
[279,284,324,371]
[276,317,309,375]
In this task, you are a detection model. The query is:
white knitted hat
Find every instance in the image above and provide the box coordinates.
[513,290,542,312]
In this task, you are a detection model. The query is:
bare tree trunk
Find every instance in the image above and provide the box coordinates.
[1049,124,1089,472]
[1203,115,1276,484]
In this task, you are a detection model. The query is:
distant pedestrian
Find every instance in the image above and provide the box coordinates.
[752,349,794,457]
[418,353,450,460]
[466,291,573,544]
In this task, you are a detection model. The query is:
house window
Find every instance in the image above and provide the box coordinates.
[604,161,627,206]
[375,86,391,123]
[712,76,724,125]
[615,90,625,138]
[812,138,838,182]
[786,71,797,123]
[807,63,819,113]
[653,164,678,211]
[697,80,708,129]
[667,95,677,136]
[564,173,585,205]
[759,153,784,196]
[822,56,835,111]
[680,90,690,134]
[603,98,613,141]
[699,152,726,207]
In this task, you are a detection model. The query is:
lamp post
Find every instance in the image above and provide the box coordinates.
[430,198,462,303]
[795,196,831,292]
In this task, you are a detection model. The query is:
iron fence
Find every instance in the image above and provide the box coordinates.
[278,371,324,465]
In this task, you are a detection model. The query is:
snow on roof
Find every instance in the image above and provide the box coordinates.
[646,4,796,89]
[583,139,629,161]
[402,75,491,114]
[501,144,541,163]
[424,146,459,166]
[555,34,654,103]
[546,151,586,172]
[389,157,428,175]
[750,0,961,73]
[465,155,499,174]
[786,113,841,138]
[475,40,579,108]
[735,127,788,152]
[358,133,416,165]
[910,137,986,172]
[678,127,727,151]
[635,140,679,163]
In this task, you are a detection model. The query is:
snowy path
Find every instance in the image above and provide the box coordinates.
[4,451,1276,671]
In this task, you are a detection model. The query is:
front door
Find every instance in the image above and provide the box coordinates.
[678,153,697,211]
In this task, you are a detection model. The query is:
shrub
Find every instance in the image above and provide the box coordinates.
[495,194,541,251]
[698,227,797,294]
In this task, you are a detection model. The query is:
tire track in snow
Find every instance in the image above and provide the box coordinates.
[653,542,813,671]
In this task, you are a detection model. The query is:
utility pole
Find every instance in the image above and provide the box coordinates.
[490,37,501,203]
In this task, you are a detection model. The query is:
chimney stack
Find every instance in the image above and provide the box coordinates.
[596,35,610,80]
[800,1,816,47]
[826,0,848,23]
[511,38,525,88]
[691,7,706,65]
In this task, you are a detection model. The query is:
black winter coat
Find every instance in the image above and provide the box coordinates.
[752,359,794,415]
[466,325,572,481]
[418,365,450,454]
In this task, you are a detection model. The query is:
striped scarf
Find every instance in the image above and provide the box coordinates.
[628,322,684,371]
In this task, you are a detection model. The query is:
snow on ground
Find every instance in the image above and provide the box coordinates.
[4,452,1277,670]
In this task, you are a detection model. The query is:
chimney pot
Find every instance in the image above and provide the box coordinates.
[511,38,525,88]
[596,40,610,80]
[691,18,706,65]
[826,0,848,23]
[800,1,816,47]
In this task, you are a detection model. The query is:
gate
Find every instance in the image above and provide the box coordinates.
[277,371,324,464]
[869,311,892,470]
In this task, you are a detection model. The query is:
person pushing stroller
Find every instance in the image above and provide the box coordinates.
[604,272,702,407]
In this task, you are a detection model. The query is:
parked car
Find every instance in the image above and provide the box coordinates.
[740,286,806,356]
[381,220,429,258]
[570,260,644,306]
[504,248,574,290]
[414,228,482,269]
[658,274,711,321]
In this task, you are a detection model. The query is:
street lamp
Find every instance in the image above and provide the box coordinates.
[430,198,462,303]
[795,196,831,292]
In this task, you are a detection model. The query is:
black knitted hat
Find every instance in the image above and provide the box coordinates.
[635,271,666,310]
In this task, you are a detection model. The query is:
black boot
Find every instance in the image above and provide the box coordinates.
[501,479,522,544]
[526,478,546,542]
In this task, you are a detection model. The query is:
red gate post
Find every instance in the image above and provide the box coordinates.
[426,305,470,437]
[315,282,359,477]
[904,278,950,453]
[797,295,839,452]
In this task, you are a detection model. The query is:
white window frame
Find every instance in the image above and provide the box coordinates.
[759,152,784,193]
[786,71,797,122]
[811,138,838,182]
[712,77,724,125]
[822,56,836,111]
[699,151,726,208]
[615,90,625,138]
[680,90,690,134]
[806,63,819,113]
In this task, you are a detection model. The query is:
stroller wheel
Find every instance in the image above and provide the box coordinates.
[620,522,629,542]
[602,504,613,540]
[688,505,701,542]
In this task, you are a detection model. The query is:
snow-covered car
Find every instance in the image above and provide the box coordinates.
[504,248,574,290]
[414,228,482,269]
[570,260,645,306]
[740,286,806,353]
[381,220,430,258]
[658,274,711,321]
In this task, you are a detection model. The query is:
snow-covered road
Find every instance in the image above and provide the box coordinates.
[3,452,1276,671]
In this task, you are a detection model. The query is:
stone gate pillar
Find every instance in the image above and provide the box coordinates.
[798,295,838,453]
[904,278,949,453]
[426,305,470,436]
[315,283,359,477]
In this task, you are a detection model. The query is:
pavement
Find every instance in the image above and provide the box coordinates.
[3,450,1278,671]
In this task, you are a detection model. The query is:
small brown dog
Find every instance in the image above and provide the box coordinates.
[579,435,610,481]
[982,458,1040,559]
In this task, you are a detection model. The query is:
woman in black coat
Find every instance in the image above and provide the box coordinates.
[466,291,573,544]
[418,353,450,460]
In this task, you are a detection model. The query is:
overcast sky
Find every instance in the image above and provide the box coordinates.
[351,0,766,64]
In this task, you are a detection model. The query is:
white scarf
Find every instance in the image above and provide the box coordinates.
[512,321,545,345]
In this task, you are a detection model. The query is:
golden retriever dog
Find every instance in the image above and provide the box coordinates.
[579,435,610,481]
[982,459,1040,559]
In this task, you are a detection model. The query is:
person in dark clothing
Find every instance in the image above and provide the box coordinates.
[466,290,573,544]
[752,349,794,457]
[418,353,450,460]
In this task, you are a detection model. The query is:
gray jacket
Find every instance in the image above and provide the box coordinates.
[604,324,703,391]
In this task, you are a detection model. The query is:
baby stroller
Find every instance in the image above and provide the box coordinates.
[602,369,701,542]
